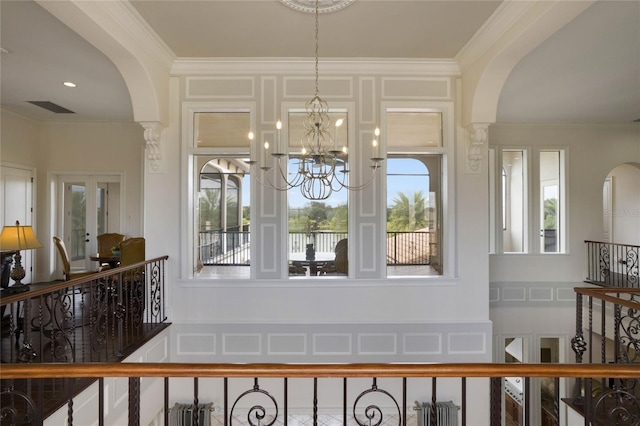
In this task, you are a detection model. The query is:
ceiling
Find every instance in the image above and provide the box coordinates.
[1,0,638,124]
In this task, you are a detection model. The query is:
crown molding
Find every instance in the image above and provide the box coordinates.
[94,1,176,69]
[172,58,460,77]
[38,0,176,70]
[456,0,538,72]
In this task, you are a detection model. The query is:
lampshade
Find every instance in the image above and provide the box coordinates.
[0,220,43,251]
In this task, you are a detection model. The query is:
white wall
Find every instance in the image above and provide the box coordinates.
[489,123,640,283]
[0,109,146,282]
[150,65,492,367]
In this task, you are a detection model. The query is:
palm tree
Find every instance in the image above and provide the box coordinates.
[387,191,428,231]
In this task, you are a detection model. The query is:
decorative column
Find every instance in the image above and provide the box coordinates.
[465,124,489,174]
[140,121,165,173]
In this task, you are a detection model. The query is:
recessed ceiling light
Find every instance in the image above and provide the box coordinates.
[63,81,77,88]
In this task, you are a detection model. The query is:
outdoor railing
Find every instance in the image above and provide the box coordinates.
[199,230,250,266]
[585,240,639,288]
[1,362,638,426]
[200,231,433,266]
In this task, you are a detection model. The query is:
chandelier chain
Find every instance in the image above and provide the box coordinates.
[314,0,320,97]
[249,0,383,201]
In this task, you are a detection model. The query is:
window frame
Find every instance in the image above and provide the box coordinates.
[181,102,256,280]
[538,148,567,254]
[380,101,455,278]
[490,146,568,255]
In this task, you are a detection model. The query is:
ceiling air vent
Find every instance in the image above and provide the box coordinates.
[27,101,75,114]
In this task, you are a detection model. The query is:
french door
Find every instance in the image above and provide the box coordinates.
[57,174,121,271]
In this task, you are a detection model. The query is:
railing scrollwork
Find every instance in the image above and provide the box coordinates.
[230,378,279,426]
[353,378,401,426]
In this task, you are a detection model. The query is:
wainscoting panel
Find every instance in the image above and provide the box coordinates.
[170,322,492,363]
[358,333,397,355]
[284,76,353,99]
[358,223,377,273]
[403,333,442,355]
[145,335,169,362]
[186,77,255,98]
[261,76,277,124]
[223,333,262,355]
[268,333,307,355]
[490,281,580,307]
[359,77,376,124]
[259,224,278,273]
[177,333,216,356]
[448,332,486,355]
[381,78,450,99]
[313,333,352,355]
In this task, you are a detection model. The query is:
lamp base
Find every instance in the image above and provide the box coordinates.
[9,250,26,285]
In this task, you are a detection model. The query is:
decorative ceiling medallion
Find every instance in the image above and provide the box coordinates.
[279,0,356,14]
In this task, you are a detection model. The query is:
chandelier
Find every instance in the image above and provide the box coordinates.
[247,0,384,201]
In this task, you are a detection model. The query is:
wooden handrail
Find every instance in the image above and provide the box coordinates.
[0,255,169,306]
[1,362,638,380]
[584,240,639,248]
[574,287,640,311]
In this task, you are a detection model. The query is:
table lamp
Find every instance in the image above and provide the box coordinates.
[0,220,43,290]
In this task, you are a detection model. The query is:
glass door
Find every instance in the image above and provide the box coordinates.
[57,175,121,271]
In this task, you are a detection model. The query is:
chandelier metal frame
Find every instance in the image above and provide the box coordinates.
[247,0,384,201]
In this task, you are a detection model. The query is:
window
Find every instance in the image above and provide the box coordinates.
[502,149,527,253]
[387,156,441,276]
[286,109,349,277]
[196,157,250,277]
[491,148,565,254]
[540,150,565,253]
[188,109,252,278]
[385,108,446,277]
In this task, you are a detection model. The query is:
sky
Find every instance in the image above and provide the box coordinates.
[243,158,430,210]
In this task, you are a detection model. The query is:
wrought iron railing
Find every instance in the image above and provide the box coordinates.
[585,240,639,288]
[200,230,433,266]
[0,256,169,365]
[1,362,638,426]
[570,287,640,424]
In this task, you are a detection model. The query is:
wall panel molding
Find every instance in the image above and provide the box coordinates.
[490,281,581,306]
[186,76,255,98]
[381,77,451,99]
[170,322,491,363]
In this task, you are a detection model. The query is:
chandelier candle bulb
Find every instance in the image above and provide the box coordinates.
[248,132,256,163]
[334,118,344,151]
[276,120,283,154]
[263,141,271,168]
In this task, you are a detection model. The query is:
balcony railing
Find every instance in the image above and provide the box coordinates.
[199,231,434,266]
[569,286,640,424]
[585,241,639,288]
[1,362,638,426]
[0,257,170,421]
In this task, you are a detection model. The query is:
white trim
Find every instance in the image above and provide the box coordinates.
[172,58,460,76]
